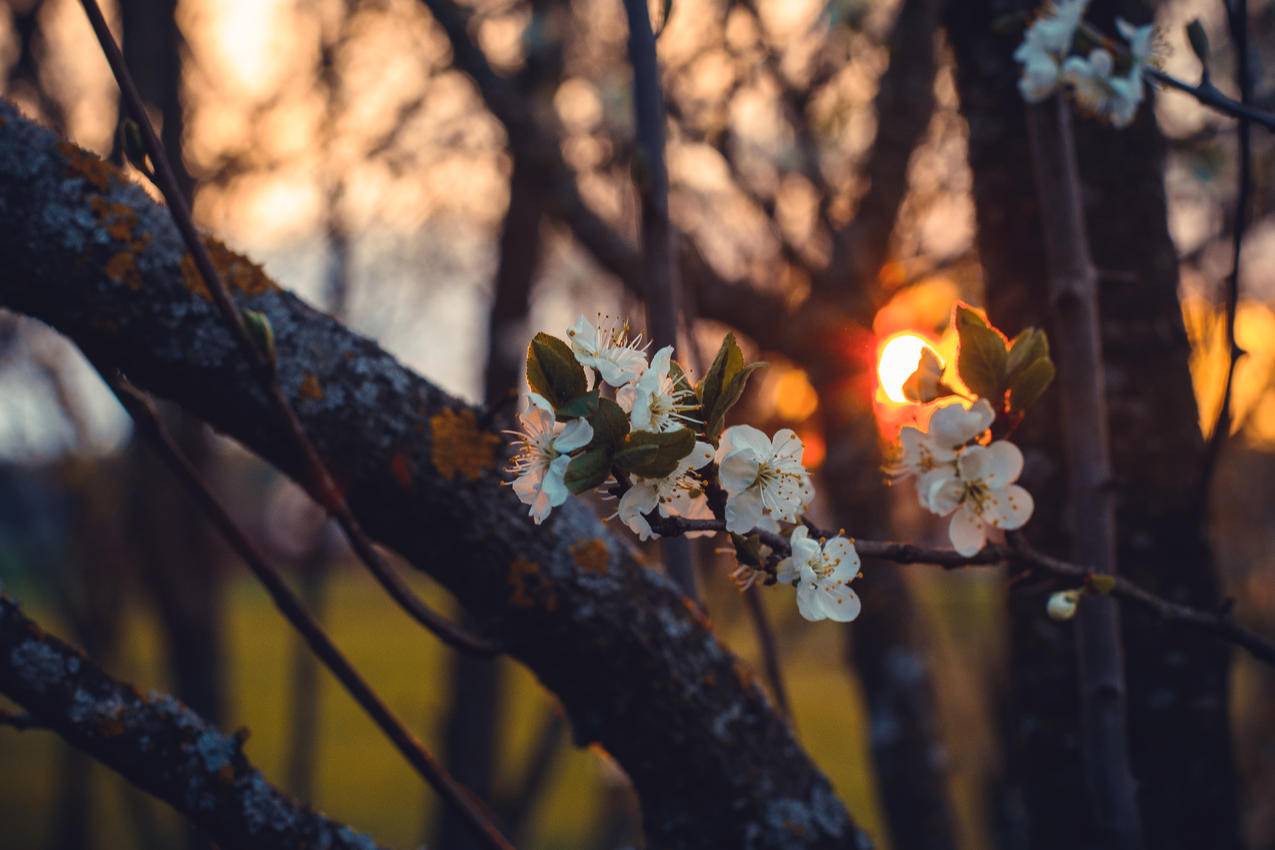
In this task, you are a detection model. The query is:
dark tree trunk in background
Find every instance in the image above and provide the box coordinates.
[432,5,561,835]
[945,2,1238,848]
[7,0,65,129]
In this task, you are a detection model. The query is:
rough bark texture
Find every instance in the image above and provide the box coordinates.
[0,594,387,850]
[0,99,863,850]
[945,2,1238,848]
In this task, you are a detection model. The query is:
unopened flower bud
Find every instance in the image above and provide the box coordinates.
[1047,590,1081,621]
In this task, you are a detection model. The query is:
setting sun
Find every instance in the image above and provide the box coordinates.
[877,332,942,404]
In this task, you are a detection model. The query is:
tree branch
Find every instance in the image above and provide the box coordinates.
[77,0,498,660]
[648,516,1275,668]
[108,376,513,850]
[0,99,859,850]
[0,593,391,850]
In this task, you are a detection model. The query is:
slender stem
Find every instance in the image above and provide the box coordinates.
[1201,0,1253,488]
[649,516,1275,668]
[76,0,497,658]
[744,586,792,720]
[107,377,516,850]
[622,0,697,600]
[1145,67,1275,132]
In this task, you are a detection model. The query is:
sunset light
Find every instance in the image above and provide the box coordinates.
[877,332,942,404]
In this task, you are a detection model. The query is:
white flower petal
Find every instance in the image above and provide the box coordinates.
[511,467,543,503]
[981,441,1024,488]
[795,584,827,622]
[553,418,594,453]
[718,450,761,495]
[815,584,861,623]
[770,429,805,466]
[542,454,573,508]
[929,399,994,449]
[529,489,553,524]
[949,505,987,556]
[618,484,660,540]
[719,425,772,461]
[822,537,860,582]
[982,484,1035,530]
[925,475,965,517]
[776,557,798,585]
[724,489,764,534]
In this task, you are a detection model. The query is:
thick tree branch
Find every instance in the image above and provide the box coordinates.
[0,100,858,850]
[0,593,389,850]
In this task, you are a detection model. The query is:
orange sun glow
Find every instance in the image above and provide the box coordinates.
[877,333,941,404]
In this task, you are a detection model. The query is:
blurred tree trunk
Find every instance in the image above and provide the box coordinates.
[432,7,563,846]
[945,2,1238,848]
[809,0,959,845]
[118,6,223,850]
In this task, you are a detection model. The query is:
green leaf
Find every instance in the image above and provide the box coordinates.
[705,362,765,440]
[556,389,599,421]
[698,334,745,421]
[623,428,697,479]
[241,309,276,367]
[588,398,630,451]
[1005,327,1049,381]
[954,304,1008,400]
[526,333,586,408]
[613,443,659,470]
[1008,357,1055,413]
[564,448,611,495]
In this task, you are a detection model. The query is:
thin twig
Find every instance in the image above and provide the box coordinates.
[76,0,498,658]
[0,707,45,731]
[1145,67,1275,133]
[106,376,516,850]
[647,516,1275,669]
[1201,0,1253,489]
[743,586,792,720]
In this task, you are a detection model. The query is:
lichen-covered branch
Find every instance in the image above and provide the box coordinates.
[0,593,389,850]
[0,99,859,850]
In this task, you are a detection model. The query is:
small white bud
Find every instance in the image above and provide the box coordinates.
[1047,590,1081,621]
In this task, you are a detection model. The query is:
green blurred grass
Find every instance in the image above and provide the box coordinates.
[0,563,961,849]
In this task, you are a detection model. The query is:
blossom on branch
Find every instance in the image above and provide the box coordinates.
[508,393,594,524]
[924,441,1035,556]
[776,526,862,622]
[618,440,715,541]
[566,314,649,388]
[1014,0,1090,101]
[625,345,699,433]
[717,425,815,533]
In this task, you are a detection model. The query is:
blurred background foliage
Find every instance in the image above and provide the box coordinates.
[0,0,1272,848]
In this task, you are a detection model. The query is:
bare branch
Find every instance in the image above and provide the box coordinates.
[107,376,512,850]
[0,593,391,850]
[77,0,497,660]
[0,100,859,849]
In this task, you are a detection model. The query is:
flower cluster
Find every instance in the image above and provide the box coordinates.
[1015,0,1154,128]
[507,315,834,620]
[890,304,1052,555]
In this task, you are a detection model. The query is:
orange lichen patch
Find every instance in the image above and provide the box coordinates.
[58,140,115,192]
[90,195,152,290]
[429,408,501,481]
[104,251,144,291]
[570,538,610,575]
[94,716,126,737]
[299,373,324,401]
[733,657,759,692]
[180,239,277,301]
[389,451,414,490]
[215,765,236,786]
[508,557,558,611]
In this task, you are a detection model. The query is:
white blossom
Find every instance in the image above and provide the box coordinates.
[508,393,594,524]
[1062,48,1142,127]
[889,399,994,512]
[625,345,699,433]
[717,425,815,533]
[566,315,648,388]
[776,526,862,622]
[924,441,1035,556]
[1014,0,1090,101]
[617,441,715,541]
